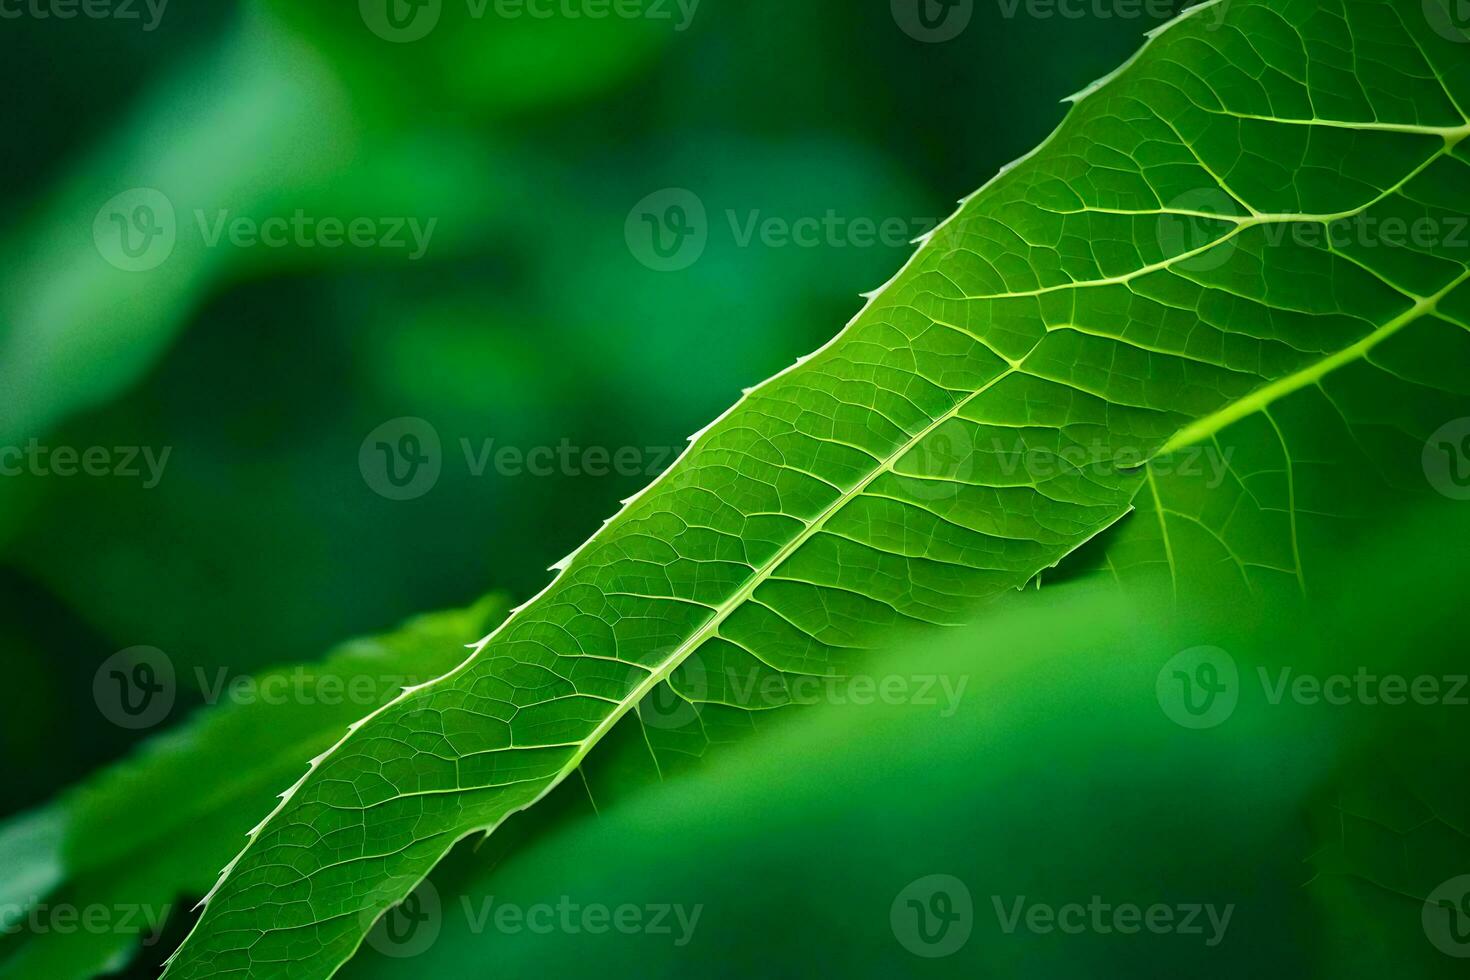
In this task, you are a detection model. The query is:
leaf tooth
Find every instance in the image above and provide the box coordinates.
[686,419,719,444]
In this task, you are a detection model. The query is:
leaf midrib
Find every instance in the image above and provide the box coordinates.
[499,348,1050,826]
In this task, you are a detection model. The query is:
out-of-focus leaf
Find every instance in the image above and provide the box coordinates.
[0,597,506,980]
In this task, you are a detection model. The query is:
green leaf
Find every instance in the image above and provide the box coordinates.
[165,1,1470,975]
[0,598,506,980]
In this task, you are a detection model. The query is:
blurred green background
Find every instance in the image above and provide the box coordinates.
[0,0,1189,815]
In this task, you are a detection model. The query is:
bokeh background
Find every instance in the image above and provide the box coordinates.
[1,0,1193,816]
